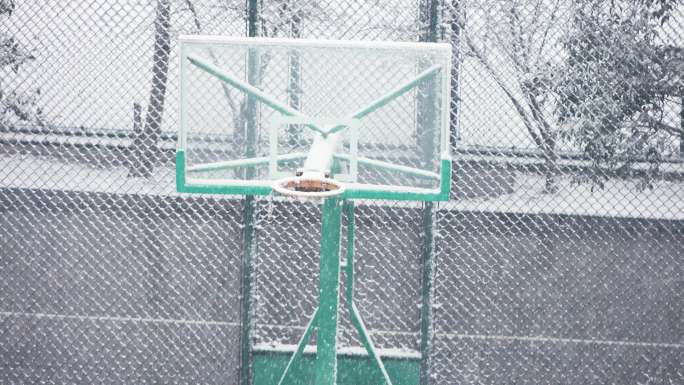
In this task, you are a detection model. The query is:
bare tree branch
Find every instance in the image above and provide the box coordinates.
[536,0,564,67]
[184,0,241,129]
[462,29,546,151]
[457,1,569,192]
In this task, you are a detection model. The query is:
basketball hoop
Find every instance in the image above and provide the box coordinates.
[272,175,346,199]
[177,36,453,385]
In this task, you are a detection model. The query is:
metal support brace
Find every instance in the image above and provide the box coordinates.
[344,201,394,385]
[278,309,320,385]
[185,54,440,139]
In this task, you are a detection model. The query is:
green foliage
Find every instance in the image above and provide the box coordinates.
[555,0,681,185]
[0,0,14,16]
[636,0,682,24]
[0,88,46,128]
[0,33,34,73]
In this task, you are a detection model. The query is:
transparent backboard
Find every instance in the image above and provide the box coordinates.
[176,36,452,201]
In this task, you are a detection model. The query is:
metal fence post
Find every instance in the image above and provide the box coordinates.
[419,0,440,43]
[680,96,683,157]
[447,0,461,155]
[239,2,261,385]
[418,1,442,384]
[419,201,437,385]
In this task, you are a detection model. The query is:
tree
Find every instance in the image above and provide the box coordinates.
[0,3,46,130]
[451,0,574,193]
[555,0,683,188]
[130,0,172,177]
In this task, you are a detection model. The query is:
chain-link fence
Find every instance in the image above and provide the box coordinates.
[1,0,683,384]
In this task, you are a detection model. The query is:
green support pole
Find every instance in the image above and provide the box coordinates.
[316,197,344,385]
[344,202,355,308]
[418,201,436,385]
[239,2,260,385]
[240,195,257,385]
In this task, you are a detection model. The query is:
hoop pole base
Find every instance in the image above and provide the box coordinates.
[316,197,344,385]
[277,198,393,385]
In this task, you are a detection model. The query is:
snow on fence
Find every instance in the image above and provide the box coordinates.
[1,1,683,384]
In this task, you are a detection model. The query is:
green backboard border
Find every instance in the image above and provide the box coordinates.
[176,150,452,201]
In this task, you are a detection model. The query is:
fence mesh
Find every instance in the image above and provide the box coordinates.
[1,1,683,384]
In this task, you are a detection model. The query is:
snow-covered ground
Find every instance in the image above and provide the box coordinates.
[0,153,177,196]
[451,173,684,220]
[2,152,683,220]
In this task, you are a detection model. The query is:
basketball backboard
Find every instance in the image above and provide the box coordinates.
[176,36,452,200]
